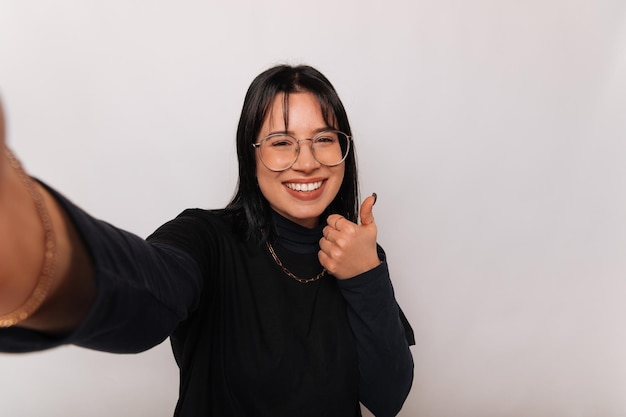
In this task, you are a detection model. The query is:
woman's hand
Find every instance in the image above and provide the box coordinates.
[318,193,381,280]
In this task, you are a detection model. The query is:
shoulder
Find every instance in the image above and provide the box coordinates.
[148,208,239,244]
[147,207,254,263]
[147,208,262,288]
[175,208,235,229]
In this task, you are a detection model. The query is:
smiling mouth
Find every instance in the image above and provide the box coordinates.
[285,181,323,192]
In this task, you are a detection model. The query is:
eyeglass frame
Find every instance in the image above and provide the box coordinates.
[252,129,352,172]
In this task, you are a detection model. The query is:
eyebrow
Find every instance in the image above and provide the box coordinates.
[266,127,334,136]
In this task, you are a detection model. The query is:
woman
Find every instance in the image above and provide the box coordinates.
[0,65,414,416]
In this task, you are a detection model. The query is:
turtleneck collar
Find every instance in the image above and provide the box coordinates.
[272,211,324,254]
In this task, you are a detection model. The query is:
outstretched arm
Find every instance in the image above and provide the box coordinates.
[0,102,96,334]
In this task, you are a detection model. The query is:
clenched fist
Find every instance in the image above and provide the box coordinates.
[318,193,381,280]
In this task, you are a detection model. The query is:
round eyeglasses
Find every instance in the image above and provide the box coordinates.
[252,130,352,172]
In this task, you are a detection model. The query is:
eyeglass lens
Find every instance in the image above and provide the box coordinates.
[258,131,350,171]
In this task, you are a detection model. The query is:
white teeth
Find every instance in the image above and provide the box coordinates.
[286,181,322,192]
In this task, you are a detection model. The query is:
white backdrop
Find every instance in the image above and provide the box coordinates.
[1,1,626,416]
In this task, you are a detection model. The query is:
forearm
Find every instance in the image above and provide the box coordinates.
[18,178,96,333]
[339,262,414,417]
[1,174,204,353]
[0,146,96,333]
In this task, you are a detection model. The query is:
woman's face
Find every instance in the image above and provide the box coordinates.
[255,92,345,229]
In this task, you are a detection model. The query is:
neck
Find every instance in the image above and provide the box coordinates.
[272,211,324,254]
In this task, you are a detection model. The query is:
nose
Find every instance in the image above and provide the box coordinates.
[292,139,319,172]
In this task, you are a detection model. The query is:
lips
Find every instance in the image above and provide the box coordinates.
[284,180,323,192]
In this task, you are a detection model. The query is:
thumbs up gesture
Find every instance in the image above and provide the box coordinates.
[319,193,381,280]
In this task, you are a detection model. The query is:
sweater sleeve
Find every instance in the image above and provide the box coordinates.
[0,183,203,354]
[337,249,415,417]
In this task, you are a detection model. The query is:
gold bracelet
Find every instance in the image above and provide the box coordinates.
[0,148,56,327]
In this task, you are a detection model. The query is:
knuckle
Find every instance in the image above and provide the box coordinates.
[333,238,347,250]
[329,247,343,260]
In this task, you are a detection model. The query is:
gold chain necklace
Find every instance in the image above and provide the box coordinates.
[265,240,326,284]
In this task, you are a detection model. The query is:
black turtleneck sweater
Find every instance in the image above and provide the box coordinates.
[0,187,414,417]
[272,210,325,253]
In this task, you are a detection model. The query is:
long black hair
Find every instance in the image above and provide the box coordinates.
[225,64,359,242]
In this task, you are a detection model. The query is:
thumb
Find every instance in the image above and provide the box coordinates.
[360,193,377,226]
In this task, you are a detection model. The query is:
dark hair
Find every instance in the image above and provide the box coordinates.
[225,64,360,242]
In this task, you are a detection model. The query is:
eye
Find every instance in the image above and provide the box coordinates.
[271,140,293,147]
[314,133,338,145]
[266,136,296,148]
